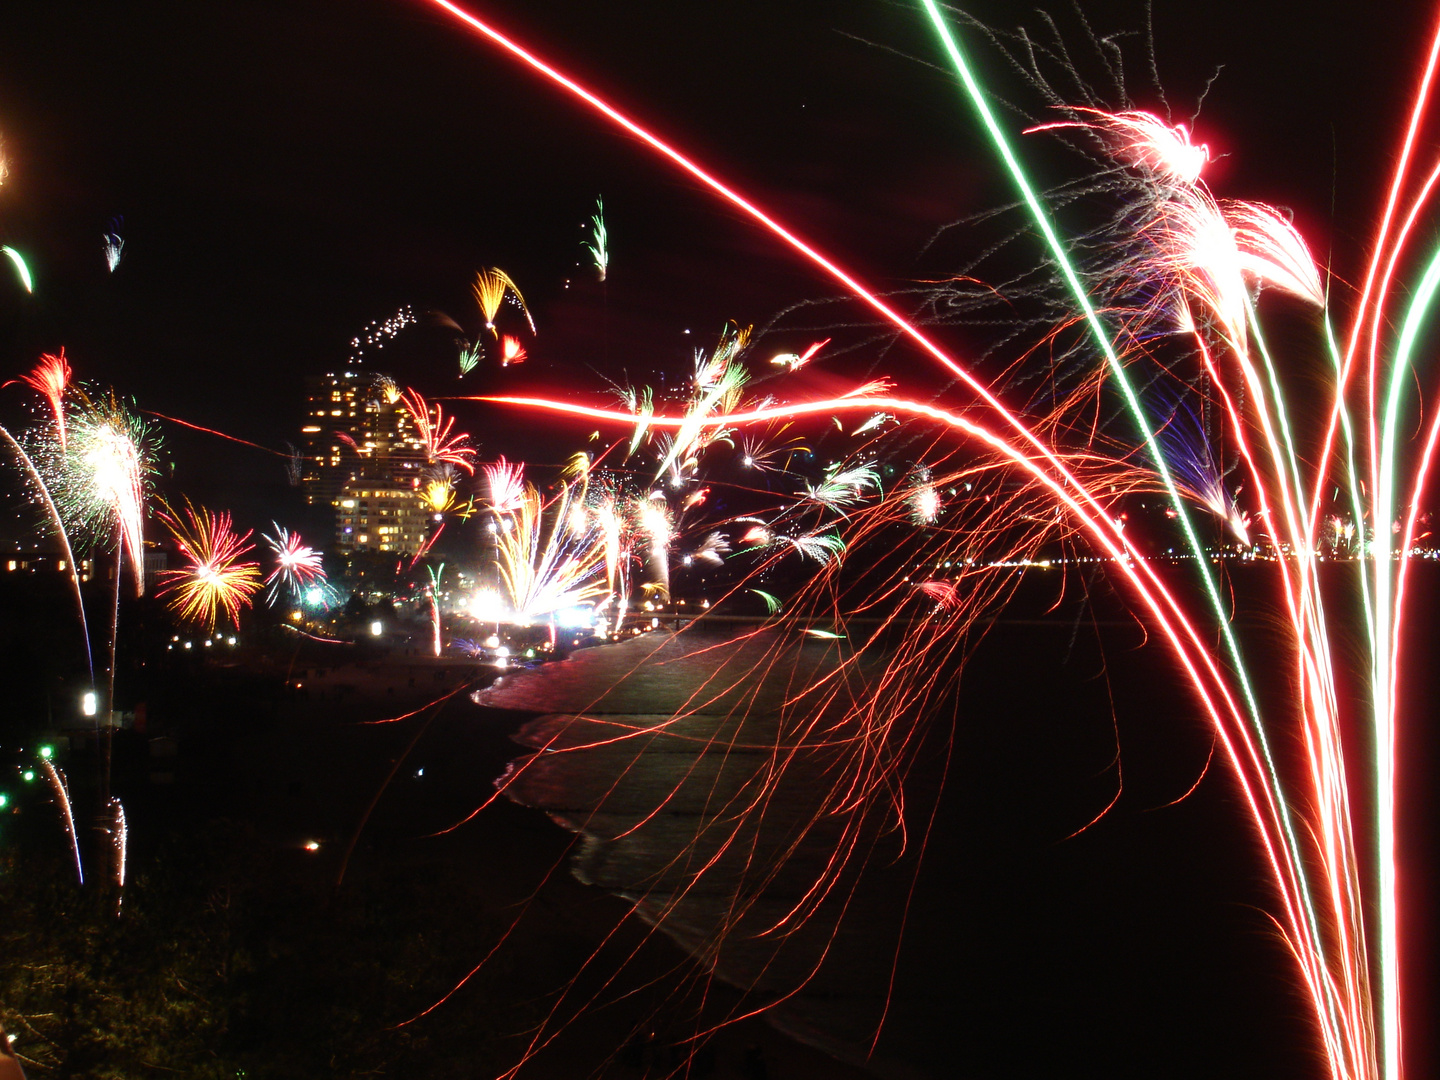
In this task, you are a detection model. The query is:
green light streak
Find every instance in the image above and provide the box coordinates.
[1372,240,1440,1080]
[914,0,1340,1040]
[2,246,33,293]
[584,195,609,282]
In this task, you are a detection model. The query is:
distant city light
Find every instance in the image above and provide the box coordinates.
[370,620,383,636]
[81,691,98,717]
[303,840,321,852]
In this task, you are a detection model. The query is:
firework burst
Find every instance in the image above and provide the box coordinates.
[495,484,609,623]
[4,349,72,448]
[400,388,477,473]
[263,524,328,606]
[472,266,535,336]
[157,501,262,632]
[45,389,158,595]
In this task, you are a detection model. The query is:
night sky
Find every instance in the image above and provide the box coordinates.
[1,0,1429,444]
[2,1,1438,1076]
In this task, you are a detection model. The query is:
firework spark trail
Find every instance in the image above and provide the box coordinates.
[2,245,33,293]
[913,7,1389,1073]
[1308,148,1440,1080]
[495,484,609,623]
[584,195,608,281]
[0,424,94,680]
[39,757,82,885]
[5,350,72,449]
[107,797,127,889]
[102,218,124,273]
[400,389,477,473]
[469,299,1362,1072]
[143,411,292,457]
[467,393,1312,964]
[472,266,535,335]
[421,2,1262,822]
[427,5,1432,1077]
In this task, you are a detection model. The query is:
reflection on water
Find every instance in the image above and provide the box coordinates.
[481,630,926,1077]
[476,600,1335,1079]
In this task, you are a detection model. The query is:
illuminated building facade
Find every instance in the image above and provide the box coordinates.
[300,371,430,554]
[334,485,432,556]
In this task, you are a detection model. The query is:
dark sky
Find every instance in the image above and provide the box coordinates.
[0,0,1430,451]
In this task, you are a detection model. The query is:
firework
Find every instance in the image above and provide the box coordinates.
[423,6,1440,1079]
[495,484,609,623]
[421,470,460,514]
[500,334,527,366]
[38,755,82,885]
[583,195,608,281]
[349,305,416,362]
[907,478,942,525]
[804,461,881,511]
[157,500,263,632]
[263,524,327,606]
[458,339,483,376]
[4,349,71,449]
[684,530,730,567]
[0,424,94,678]
[749,587,781,614]
[769,337,829,371]
[483,455,526,515]
[400,388,477,473]
[376,374,402,405]
[1027,106,1210,186]
[102,217,124,272]
[54,390,156,595]
[472,267,534,336]
[106,796,127,889]
[427,563,445,656]
[2,245,32,293]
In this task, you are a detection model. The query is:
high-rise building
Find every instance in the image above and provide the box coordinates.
[300,371,430,554]
[334,485,432,556]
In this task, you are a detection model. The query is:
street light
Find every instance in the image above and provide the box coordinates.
[81,691,97,717]
[370,620,383,637]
